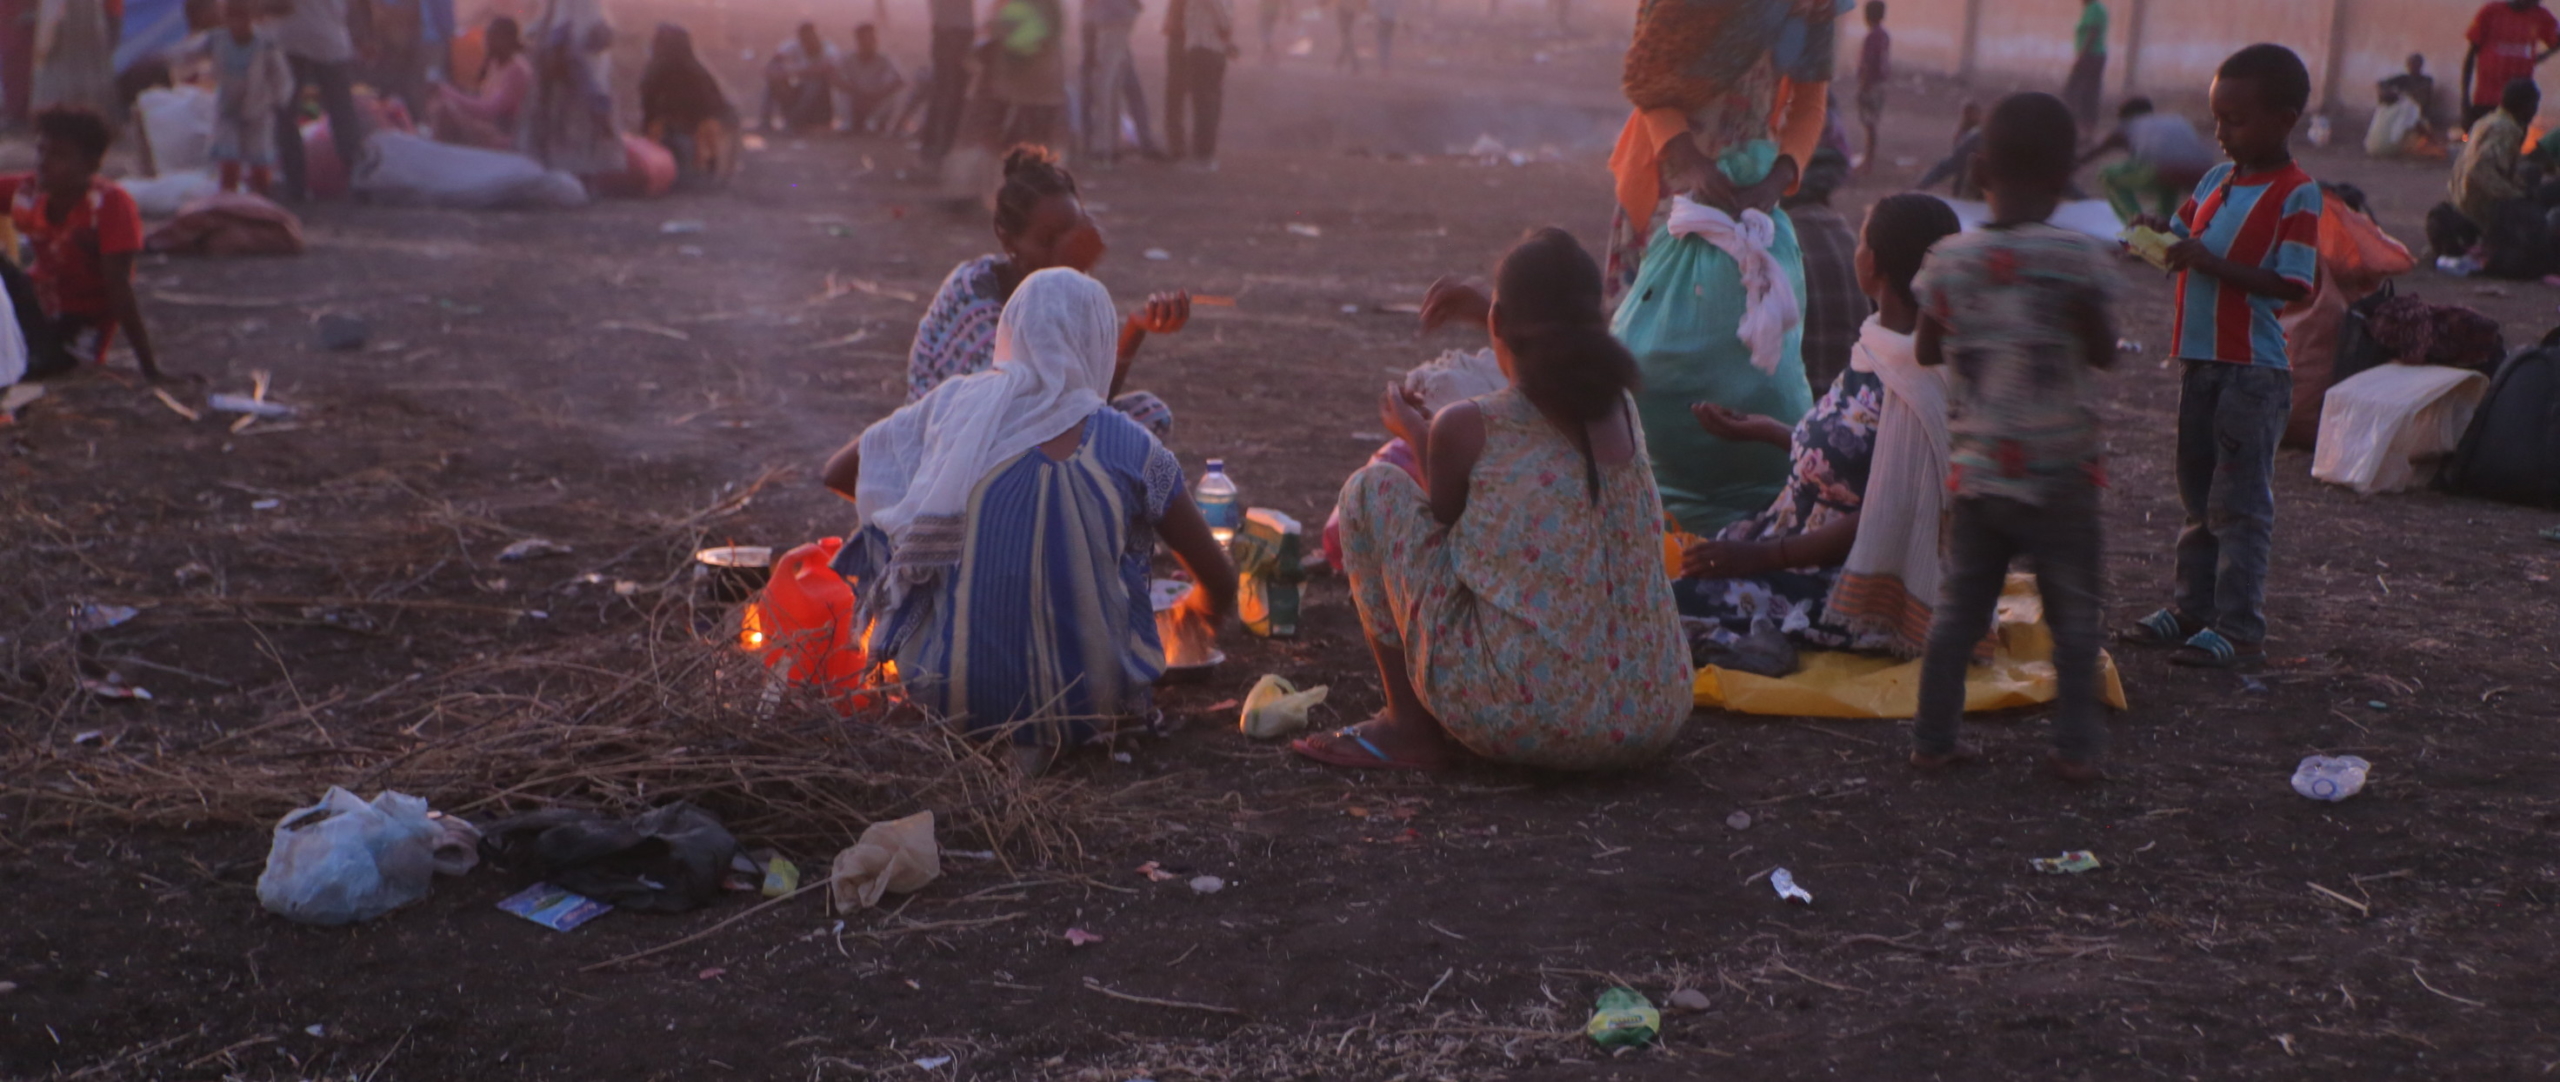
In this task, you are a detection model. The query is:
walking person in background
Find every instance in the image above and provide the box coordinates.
[2061,0,2107,129]
[2463,0,2559,131]
[1853,0,1886,173]
[2077,97,2215,223]
[1372,0,1397,74]
[1258,0,1286,63]
[31,0,117,118]
[519,0,621,176]
[1084,0,1140,161]
[1332,0,1361,75]
[922,0,973,162]
[1176,0,1235,168]
[973,0,1068,148]
[1161,0,1190,158]
[1908,93,2120,782]
[271,0,365,201]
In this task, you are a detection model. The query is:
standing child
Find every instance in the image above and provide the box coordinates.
[3,107,167,382]
[1855,1,1889,174]
[200,0,293,196]
[2121,44,2319,670]
[1908,92,2119,781]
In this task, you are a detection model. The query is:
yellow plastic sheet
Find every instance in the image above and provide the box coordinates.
[1693,574,2130,718]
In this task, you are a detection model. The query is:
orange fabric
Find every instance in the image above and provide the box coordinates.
[1611,106,1695,225]
[1773,76,1828,193]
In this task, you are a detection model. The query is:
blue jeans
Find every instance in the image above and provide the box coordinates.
[1914,481,2108,763]
[2174,361,2290,645]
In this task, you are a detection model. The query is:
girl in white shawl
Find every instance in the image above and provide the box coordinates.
[1674,193,1962,659]
[820,268,1236,772]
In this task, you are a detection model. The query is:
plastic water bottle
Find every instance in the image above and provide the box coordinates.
[2291,755,2371,801]
[1194,459,1241,544]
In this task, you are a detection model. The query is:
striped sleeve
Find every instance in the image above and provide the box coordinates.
[2169,163,2228,240]
[2270,179,2323,291]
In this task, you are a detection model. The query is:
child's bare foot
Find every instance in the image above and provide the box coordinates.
[2043,752,2104,784]
[1908,743,1981,773]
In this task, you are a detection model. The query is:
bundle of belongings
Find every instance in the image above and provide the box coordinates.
[2279,183,2421,448]
[2439,325,2560,508]
[477,803,742,913]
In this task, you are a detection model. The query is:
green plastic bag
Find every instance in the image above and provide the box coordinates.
[1585,987,1660,1049]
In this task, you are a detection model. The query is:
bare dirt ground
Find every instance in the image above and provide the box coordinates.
[6,10,2560,1080]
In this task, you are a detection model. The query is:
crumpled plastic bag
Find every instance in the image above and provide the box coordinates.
[257,787,449,925]
[829,811,940,913]
[477,803,742,914]
[1239,674,1328,739]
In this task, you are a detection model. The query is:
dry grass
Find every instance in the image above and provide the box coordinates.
[0,485,1118,867]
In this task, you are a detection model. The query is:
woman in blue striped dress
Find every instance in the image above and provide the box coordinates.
[823,268,1236,771]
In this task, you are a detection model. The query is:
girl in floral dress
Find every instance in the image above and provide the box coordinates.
[1293,229,1692,773]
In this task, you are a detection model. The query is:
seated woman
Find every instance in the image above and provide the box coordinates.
[640,24,741,185]
[823,269,1237,773]
[429,17,534,150]
[909,146,1187,436]
[1291,228,1691,773]
[1673,193,1963,661]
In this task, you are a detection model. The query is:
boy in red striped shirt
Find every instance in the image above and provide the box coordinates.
[2122,44,2319,670]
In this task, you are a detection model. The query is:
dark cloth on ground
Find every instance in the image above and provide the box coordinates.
[2365,293,2505,371]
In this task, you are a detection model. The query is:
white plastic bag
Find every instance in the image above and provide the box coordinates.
[1239,673,1328,739]
[122,169,221,218]
[256,787,447,924]
[351,132,590,211]
[2312,365,2489,495]
[136,85,217,175]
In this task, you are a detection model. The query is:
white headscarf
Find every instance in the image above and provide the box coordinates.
[854,267,1119,597]
[1826,315,1951,657]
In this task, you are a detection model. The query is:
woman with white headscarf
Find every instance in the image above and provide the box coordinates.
[822,268,1236,771]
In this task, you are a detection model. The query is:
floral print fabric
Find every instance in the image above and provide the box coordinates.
[1336,388,1691,770]
[1673,366,1884,648]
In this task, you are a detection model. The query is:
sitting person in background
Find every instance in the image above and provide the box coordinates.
[822,268,1237,775]
[3,108,167,383]
[1786,146,1867,396]
[1914,100,1984,199]
[640,23,740,183]
[1290,228,1692,773]
[2078,97,2216,224]
[908,146,1189,435]
[1672,193,1963,661]
[762,22,840,133]
[839,23,907,134]
[2367,53,2446,158]
[428,16,532,149]
[2449,78,2552,277]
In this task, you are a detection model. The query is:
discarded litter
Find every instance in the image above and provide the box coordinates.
[761,856,801,898]
[258,787,457,925]
[305,1024,326,1037]
[1065,927,1104,946]
[2031,850,2102,874]
[1584,987,1659,1049]
[497,538,574,562]
[697,967,726,980]
[72,730,104,746]
[1724,810,1752,831]
[1143,248,1171,261]
[660,219,707,234]
[497,882,612,931]
[1285,222,1322,238]
[479,803,742,913]
[70,602,140,632]
[1465,134,1507,159]
[314,312,369,351]
[1239,674,1328,739]
[78,676,152,700]
[1188,875,1225,895]
[2291,755,2371,802]
[1665,988,1711,1012]
[828,810,940,912]
[914,1056,953,1070]
[2366,700,2388,710]
[2240,675,2270,695]
[250,499,281,511]
[1136,861,1179,882]
[1339,304,1360,314]
[1770,867,1812,904]
[207,393,294,419]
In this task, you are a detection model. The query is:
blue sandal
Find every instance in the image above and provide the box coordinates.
[2171,628,2264,669]
[1290,726,1450,772]
[2120,608,2201,647]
